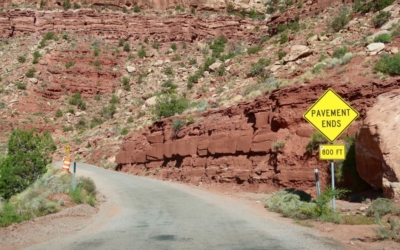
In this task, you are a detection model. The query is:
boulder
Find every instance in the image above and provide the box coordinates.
[356,89,400,198]
[381,18,400,30]
[29,78,38,84]
[366,42,385,55]
[145,96,157,106]
[208,61,223,72]
[126,65,136,73]
[283,45,312,63]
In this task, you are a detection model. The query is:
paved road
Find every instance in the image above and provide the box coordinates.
[28,163,344,250]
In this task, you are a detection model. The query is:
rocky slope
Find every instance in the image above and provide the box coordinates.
[1,0,400,197]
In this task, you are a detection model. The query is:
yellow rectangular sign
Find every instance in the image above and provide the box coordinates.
[319,144,346,160]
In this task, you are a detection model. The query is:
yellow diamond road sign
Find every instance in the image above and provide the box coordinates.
[303,88,359,142]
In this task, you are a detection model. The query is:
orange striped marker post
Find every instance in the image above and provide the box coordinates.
[62,157,71,172]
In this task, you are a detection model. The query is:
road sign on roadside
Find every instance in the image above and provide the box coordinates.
[319,144,346,160]
[64,145,70,155]
[303,88,359,142]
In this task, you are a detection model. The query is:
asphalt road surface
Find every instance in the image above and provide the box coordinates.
[27,163,344,250]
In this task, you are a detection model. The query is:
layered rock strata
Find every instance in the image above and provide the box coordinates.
[115,79,400,194]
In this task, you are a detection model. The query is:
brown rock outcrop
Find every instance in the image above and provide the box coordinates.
[356,89,400,199]
[116,78,400,194]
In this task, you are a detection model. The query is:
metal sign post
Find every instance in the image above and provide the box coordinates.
[330,161,335,210]
[314,169,321,197]
[73,162,77,190]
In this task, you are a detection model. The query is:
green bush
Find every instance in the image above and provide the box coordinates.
[209,36,228,58]
[153,94,189,119]
[16,81,26,90]
[312,63,326,74]
[247,58,271,78]
[171,118,186,136]
[75,118,87,130]
[25,68,36,78]
[374,54,400,75]
[109,94,120,104]
[0,202,32,227]
[152,41,160,49]
[280,33,288,44]
[373,11,391,28]
[277,51,287,60]
[272,141,286,151]
[0,129,56,199]
[376,219,400,242]
[366,198,393,217]
[90,116,104,128]
[55,109,62,118]
[69,92,86,110]
[100,104,117,119]
[247,45,263,55]
[65,61,74,69]
[32,51,41,64]
[138,48,146,58]
[17,55,26,63]
[353,0,394,14]
[170,43,177,51]
[134,4,140,13]
[374,33,392,43]
[164,67,174,76]
[306,132,327,152]
[288,21,300,32]
[123,43,130,52]
[333,46,348,59]
[161,80,178,94]
[331,14,350,32]
[276,24,287,33]
[77,176,96,196]
[63,0,71,10]
[120,128,129,135]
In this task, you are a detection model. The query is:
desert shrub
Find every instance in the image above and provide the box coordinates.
[312,63,326,74]
[247,58,271,78]
[16,81,26,90]
[121,76,130,91]
[55,109,62,118]
[161,79,178,94]
[138,48,146,58]
[69,92,86,110]
[164,67,174,75]
[63,125,73,132]
[77,176,96,196]
[170,43,177,51]
[25,68,36,78]
[374,54,400,75]
[65,61,74,69]
[243,77,278,96]
[353,0,394,13]
[69,187,84,204]
[153,94,189,119]
[171,118,186,137]
[306,132,327,152]
[331,13,350,32]
[38,32,58,48]
[0,129,56,199]
[247,45,263,55]
[366,198,393,217]
[63,0,71,10]
[109,94,120,104]
[333,46,348,59]
[280,33,288,44]
[94,94,101,101]
[123,43,130,52]
[374,33,392,43]
[75,118,87,130]
[32,51,41,64]
[0,202,32,227]
[276,24,287,33]
[73,2,80,9]
[288,21,300,32]
[152,41,160,49]
[209,36,228,58]
[134,4,140,13]
[376,219,400,242]
[227,4,234,14]
[120,127,129,135]
[187,73,200,88]
[277,51,287,60]
[90,116,104,128]
[373,11,391,28]
[17,55,26,63]
[93,47,100,57]
[341,53,355,64]
[272,141,286,151]
[100,104,117,119]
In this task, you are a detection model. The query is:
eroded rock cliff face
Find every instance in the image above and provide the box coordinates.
[115,79,400,194]
[356,89,400,199]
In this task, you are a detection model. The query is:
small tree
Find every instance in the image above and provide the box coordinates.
[152,94,189,119]
[123,43,130,52]
[0,129,56,199]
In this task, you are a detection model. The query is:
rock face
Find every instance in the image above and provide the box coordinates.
[356,89,400,199]
[116,79,400,194]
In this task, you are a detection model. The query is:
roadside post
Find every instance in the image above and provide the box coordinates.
[314,169,321,197]
[303,88,359,210]
[73,162,77,190]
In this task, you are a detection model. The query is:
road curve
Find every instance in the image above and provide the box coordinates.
[27,163,344,250]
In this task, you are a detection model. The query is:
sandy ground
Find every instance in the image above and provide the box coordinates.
[1,172,400,250]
